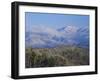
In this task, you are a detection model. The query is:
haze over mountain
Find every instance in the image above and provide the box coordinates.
[25,25,89,48]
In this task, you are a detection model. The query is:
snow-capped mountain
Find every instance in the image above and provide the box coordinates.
[25,25,89,48]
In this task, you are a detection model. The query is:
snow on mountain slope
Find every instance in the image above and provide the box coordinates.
[25,25,89,48]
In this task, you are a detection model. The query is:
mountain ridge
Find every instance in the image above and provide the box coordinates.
[25,25,89,48]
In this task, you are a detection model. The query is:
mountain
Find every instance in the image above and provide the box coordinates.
[25,25,89,48]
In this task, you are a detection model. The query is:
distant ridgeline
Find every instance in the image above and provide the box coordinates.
[25,25,89,48]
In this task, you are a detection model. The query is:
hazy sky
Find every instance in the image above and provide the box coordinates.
[25,12,89,30]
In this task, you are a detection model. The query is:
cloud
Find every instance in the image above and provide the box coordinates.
[25,25,89,48]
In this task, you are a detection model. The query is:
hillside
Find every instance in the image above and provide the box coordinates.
[25,46,89,68]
